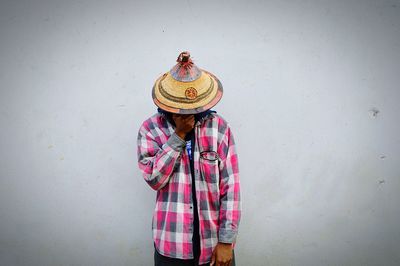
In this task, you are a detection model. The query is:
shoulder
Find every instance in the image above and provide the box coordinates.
[203,112,235,143]
[208,112,232,132]
[138,113,164,133]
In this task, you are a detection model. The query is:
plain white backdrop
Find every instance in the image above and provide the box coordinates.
[0,0,399,265]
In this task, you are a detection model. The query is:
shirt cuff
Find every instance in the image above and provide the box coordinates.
[166,132,186,151]
[218,229,238,244]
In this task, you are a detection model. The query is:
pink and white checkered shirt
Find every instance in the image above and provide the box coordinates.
[137,111,241,265]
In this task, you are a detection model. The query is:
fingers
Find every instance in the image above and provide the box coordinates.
[182,115,194,129]
[210,252,216,266]
[182,115,194,122]
[173,115,194,127]
[187,115,195,126]
[215,257,232,266]
[216,261,230,266]
[214,257,231,266]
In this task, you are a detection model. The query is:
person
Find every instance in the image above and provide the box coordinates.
[137,51,241,266]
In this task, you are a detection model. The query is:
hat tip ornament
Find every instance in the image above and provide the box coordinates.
[177,51,191,63]
[170,51,201,82]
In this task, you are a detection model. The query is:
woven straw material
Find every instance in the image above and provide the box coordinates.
[152,69,223,114]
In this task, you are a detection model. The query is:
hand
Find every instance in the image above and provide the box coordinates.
[210,242,233,266]
[172,114,195,139]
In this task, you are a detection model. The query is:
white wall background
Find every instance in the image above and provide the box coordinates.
[1,0,399,265]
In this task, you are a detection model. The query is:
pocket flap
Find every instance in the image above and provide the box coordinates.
[200,151,219,161]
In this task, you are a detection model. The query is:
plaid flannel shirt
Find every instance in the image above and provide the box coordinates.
[137,111,241,265]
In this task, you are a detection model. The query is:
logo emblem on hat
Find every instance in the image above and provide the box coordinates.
[185,87,198,100]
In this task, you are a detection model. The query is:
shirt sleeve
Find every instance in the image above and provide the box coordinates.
[217,124,241,243]
[137,124,186,191]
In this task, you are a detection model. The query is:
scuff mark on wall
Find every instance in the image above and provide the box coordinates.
[369,107,380,118]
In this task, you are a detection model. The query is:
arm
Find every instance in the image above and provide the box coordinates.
[137,125,186,191]
[137,115,194,191]
[217,125,241,243]
[211,125,241,265]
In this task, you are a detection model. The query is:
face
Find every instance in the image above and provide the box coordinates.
[172,113,192,119]
[171,113,195,128]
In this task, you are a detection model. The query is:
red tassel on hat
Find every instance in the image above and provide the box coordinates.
[176,51,194,69]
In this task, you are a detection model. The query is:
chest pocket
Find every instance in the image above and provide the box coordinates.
[199,151,220,184]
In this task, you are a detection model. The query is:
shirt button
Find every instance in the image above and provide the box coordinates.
[190,205,193,209]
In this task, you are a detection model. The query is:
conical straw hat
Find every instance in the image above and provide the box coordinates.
[152,51,223,114]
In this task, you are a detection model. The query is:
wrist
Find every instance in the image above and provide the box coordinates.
[175,130,186,140]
